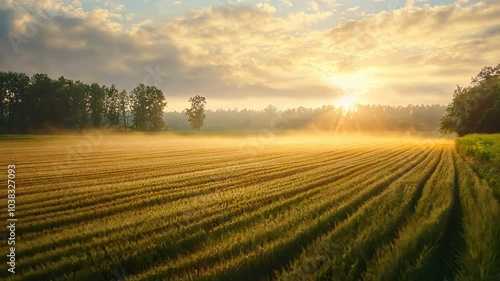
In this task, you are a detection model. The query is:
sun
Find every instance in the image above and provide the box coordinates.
[336,96,359,112]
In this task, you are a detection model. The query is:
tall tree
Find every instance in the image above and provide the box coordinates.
[130,84,166,130]
[0,72,7,132]
[0,72,30,132]
[88,83,106,128]
[186,95,206,130]
[74,81,91,129]
[55,76,84,129]
[118,89,129,129]
[105,84,121,128]
[29,73,57,129]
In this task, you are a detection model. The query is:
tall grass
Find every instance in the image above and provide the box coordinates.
[456,134,500,200]
[453,153,500,281]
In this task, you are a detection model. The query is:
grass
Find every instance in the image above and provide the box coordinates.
[456,134,500,200]
[0,133,498,280]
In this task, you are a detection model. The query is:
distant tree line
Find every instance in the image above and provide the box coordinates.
[1,71,449,134]
[440,64,500,136]
[0,71,166,133]
[166,104,447,132]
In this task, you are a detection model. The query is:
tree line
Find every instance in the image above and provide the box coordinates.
[0,71,169,133]
[166,104,447,132]
[0,71,212,133]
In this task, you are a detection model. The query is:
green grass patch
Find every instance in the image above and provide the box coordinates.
[456,134,500,201]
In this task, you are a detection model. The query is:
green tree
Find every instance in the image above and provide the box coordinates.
[478,98,500,133]
[105,84,121,128]
[440,64,500,136]
[185,95,206,130]
[0,72,7,131]
[130,84,166,130]
[29,73,57,129]
[55,76,89,129]
[89,83,106,128]
[0,72,30,132]
[75,81,91,129]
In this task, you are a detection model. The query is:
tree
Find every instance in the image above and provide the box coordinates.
[185,95,206,130]
[28,73,57,129]
[118,89,129,129]
[478,97,500,133]
[89,83,106,128]
[440,64,500,136]
[54,76,90,129]
[264,104,278,117]
[130,84,166,130]
[105,84,121,128]
[0,72,30,132]
[74,81,91,129]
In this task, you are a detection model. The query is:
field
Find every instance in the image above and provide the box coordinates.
[1,133,499,281]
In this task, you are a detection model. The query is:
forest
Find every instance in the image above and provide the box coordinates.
[0,72,165,133]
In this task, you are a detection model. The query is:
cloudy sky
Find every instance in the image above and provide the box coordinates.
[0,0,498,111]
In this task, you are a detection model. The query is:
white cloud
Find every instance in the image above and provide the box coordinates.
[342,6,360,15]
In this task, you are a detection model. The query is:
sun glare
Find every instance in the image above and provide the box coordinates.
[337,96,358,112]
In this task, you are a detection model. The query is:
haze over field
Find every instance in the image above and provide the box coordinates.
[1,0,499,110]
[1,0,500,280]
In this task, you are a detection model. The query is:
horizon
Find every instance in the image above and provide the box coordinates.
[1,0,498,111]
[164,102,448,112]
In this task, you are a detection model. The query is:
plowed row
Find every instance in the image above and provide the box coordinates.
[1,135,499,281]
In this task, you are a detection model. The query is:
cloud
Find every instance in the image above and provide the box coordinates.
[310,0,319,12]
[0,0,499,110]
[342,6,360,15]
[324,1,500,101]
[346,6,360,13]
[256,3,277,13]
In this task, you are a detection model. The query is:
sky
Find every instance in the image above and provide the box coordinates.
[0,0,498,111]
